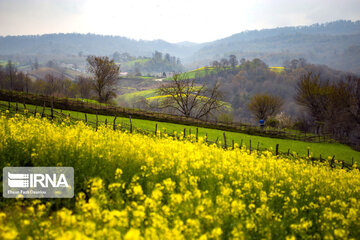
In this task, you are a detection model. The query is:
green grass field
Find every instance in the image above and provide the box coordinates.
[119,58,151,69]
[2,101,359,165]
[118,89,159,102]
[176,66,286,79]
[72,97,108,106]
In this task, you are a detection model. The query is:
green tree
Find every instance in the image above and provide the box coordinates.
[248,94,284,121]
[87,56,120,103]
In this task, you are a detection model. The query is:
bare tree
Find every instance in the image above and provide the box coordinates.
[229,55,238,68]
[295,72,332,122]
[220,58,229,70]
[87,56,120,103]
[6,60,16,90]
[248,94,284,121]
[211,60,221,69]
[344,75,360,125]
[44,74,59,96]
[77,76,93,99]
[157,74,225,119]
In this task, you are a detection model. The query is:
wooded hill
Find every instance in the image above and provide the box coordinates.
[1,20,360,74]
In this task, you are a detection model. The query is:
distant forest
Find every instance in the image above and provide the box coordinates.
[0,20,360,74]
[193,56,356,123]
[115,51,184,74]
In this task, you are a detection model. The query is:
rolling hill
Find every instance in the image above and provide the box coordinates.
[1,20,360,73]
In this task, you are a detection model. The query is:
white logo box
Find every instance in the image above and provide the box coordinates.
[3,167,74,198]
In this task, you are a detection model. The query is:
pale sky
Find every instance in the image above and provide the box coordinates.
[0,0,359,43]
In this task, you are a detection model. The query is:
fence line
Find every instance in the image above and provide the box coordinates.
[2,101,358,171]
[0,91,335,143]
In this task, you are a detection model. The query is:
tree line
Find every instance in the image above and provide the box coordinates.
[295,72,360,146]
[0,57,121,104]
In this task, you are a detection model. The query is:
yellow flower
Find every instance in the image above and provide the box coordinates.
[124,228,141,240]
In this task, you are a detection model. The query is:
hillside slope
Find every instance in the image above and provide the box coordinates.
[191,20,360,73]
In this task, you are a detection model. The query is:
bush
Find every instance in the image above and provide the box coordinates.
[265,117,279,128]
[274,112,293,129]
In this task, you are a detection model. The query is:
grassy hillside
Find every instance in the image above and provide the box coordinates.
[2,101,359,165]
[120,58,151,68]
[118,89,159,102]
[182,65,285,79]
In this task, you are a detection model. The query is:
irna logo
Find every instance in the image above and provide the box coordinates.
[3,167,74,198]
[7,172,69,188]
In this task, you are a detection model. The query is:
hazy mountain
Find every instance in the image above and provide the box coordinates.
[0,33,202,59]
[191,20,360,73]
[1,20,360,73]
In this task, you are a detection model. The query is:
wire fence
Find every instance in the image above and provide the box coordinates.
[0,90,335,143]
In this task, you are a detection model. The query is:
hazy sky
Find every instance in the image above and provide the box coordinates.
[0,0,359,43]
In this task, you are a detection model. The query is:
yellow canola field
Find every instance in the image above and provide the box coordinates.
[0,113,360,239]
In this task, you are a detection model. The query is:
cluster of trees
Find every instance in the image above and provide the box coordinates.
[116,51,184,75]
[211,55,244,70]
[295,72,360,145]
[0,60,33,93]
[197,57,350,122]
[0,56,121,103]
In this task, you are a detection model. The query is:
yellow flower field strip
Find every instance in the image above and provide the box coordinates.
[0,114,360,239]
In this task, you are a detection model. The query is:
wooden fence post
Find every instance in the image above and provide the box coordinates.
[276,144,279,156]
[23,102,27,110]
[287,149,290,156]
[85,114,87,123]
[50,99,54,119]
[205,133,208,143]
[330,155,335,168]
[250,140,252,153]
[34,106,37,117]
[41,102,45,118]
[183,128,186,138]
[223,132,227,148]
[113,116,117,130]
[129,116,133,133]
[15,102,18,112]
[196,128,198,142]
[96,113,98,131]
[240,139,243,148]
[155,124,158,136]
[232,140,235,150]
